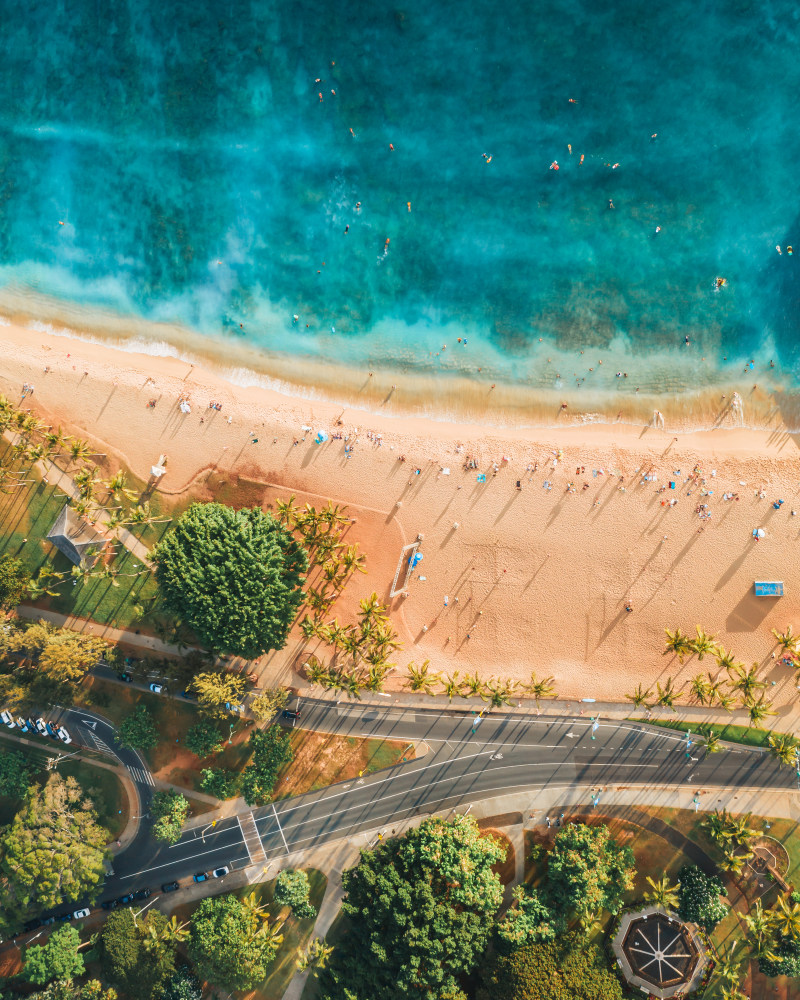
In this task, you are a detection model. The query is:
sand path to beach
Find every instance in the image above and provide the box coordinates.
[4,322,800,714]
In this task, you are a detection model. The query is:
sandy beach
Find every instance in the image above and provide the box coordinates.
[4,320,800,714]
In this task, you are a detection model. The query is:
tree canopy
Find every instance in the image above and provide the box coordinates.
[495,885,562,951]
[0,774,108,933]
[190,671,246,717]
[24,924,85,985]
[0,748,35,798]
[677,864,728,931]
[274,869,317,919]
[0,621,107,686]
[185,719,224,757]
[320,815,505,1000]
[239,725,294,806]
[25,982,117,1000]
[157,967,203,1000]
[545,822,635,919]
[479,933,624,1000]
[188,893,283,992]
[99,907,177,998]
[0,553,30,611]
[151,790,189,844]
[119,705,158,750]
[152,503,308,657]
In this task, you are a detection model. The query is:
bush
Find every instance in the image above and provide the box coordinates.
[186,719,224,758]
[274,869,316,919]
[199,768,239,800]
[119,705,158,750]
[677,864,728,931]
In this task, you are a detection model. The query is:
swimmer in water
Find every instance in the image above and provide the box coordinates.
[550,161,559,170]
[608,199,615,209]
[567,144,572,155]
[579,153,584,165]
[685,335,690,345]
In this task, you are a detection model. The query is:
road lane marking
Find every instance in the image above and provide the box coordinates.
[116,839,243,880]
[272,803,290,854]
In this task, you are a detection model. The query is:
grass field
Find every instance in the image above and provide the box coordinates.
[0,736,127,837]
[633,716,775,749]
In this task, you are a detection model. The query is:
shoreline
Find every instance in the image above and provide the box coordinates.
[3,318,800,714]
[0,292,796,435]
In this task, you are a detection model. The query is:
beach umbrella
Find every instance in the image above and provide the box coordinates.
[315,429,329,443]
[753,528,765,539]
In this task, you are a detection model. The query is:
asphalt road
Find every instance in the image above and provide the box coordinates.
[102,698,796,899]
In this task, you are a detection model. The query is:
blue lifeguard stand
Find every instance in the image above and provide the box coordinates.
[754,581,784,597]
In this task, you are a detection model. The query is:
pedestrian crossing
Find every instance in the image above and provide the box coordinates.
[237,810,267,865]
[127,766,155,787]
[87,731,115,756]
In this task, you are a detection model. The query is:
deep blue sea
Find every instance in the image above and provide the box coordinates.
[1,0,799,408]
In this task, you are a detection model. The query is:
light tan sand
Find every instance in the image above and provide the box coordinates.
[4,321,800,713]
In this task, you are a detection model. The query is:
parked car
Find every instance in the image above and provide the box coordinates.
[132,888,151,901]
[224,702,243,713]
[41,916,55,927]
[23,918,43,933]
[192,872,208,883]
[0,710,14,728]
[72,908,90,920]
[118,672,132,683]
[15,718,30,732]
[212,866,230,878]
[45,722,58,738]
[100,899,118,911]
[161,881,180,893]
[281,709,300,722]
[116,893,134,906]
[34,718,47,736]
[56,727,73,744]
[149,683,163,694]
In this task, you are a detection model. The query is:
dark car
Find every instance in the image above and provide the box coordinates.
[118,672,132,683]
[116,893,134,906]
[192,872,208,883]
[132,888,151,901]
[56,912,71,922]
[41,916,56,927]
[282,709,301,721]
[100,899,118,910]
[23,918,43,933]
[161,881,180,893]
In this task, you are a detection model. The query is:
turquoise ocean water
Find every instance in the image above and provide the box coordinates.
[0,0,799,415]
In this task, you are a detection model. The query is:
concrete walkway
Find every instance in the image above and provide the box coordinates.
[15,605,188,655]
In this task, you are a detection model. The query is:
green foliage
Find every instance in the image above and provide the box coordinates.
[24,925,85,984]
[759,934,800,977]
[495,885,562,951]
[274,869,317,919]
[155,967,202,1000]
[479,933,624,1000]
[188,893,282,992]
[239,725,294,806]
[152,503,308,657]
[185,719,224,758]
[545,822,635,919]
[0,620,107,686]
[0,774,108,933]
[190,671,246,717]
[26,982,118,1000]
[0,553,30,611]
[250,687,290,722]
[320,814,504,1000]
[199,767,239,800]
[677,864,728,931]
[100,907,177,998]
[151,790,189,844]
[118,704,158,750]
[0,748,34,798]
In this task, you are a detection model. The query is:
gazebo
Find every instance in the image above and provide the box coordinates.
[612,906,710,999]
[47,505,105,567]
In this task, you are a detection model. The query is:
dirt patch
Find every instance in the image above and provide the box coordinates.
[482,829,516,886]
[0,947,22,978]
[478,812,522,830]
[274,730,414,799]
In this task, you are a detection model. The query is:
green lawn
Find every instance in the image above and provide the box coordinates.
[632,716,775,749]
[0,737,127,838]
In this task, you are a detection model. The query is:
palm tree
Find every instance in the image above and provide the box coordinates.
[340,671,362,700]
[359,592,387,621]
[64,438,93,466]
[691,626,719,661]
[320,500,350,531]
[689,673,713,705]
[460,671,483,698]
[442,672,461,701]
[655,677,681,710]
[701,809,735,847]
[715,647,739,672]
[715,690,737,714]
[772,625,800,654]
[363,663,389,693]
[726,812,756,846]
[274,494,301,529]
[297,937,334,973]
[664,627,692,661]
[770,895,800,941]
[767,732,800,768]
[708,941,743,999]
[405,660,439,695]
[746,694,777,729]
[341,543,367,576]
[625,683,652,709]
[43,427,69,452]
[741,900,778,961]
[703,731,723,754]
[728,662,767,703]
[482,677,518,708]
[718,849,746,876]
[306,585,334,615]
[527,672,557,708]
[304,656,329,687]
[643,875,679,910]
[104,469,137,503]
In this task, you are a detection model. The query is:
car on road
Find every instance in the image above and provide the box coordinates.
[192,872,208,883]
[116,893,134,906]
[149,683,164,694]
[72,908,90,920]
[132,888,151,901]
[224,701,243,713]
[118,671,132,683]
[161,881,180,893]
[1,710,14,728]
[15,717,30,732]
[45,722,58,738]
[56,726,73,744]
[41,916,56,927]
[281,709,300,722]
[56,912,71,922]
[23,919,43,933]
[34,718,47,736]
[100,899,118,911]
[212,866,230,878]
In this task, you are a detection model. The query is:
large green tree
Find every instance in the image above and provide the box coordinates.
[495,885,562,951]
[545,822,635,920]
[187,893,283,992]
[0,553,30,612]
[479,933,624,1000]
[99,907,177,998]
[239,725,294,806]
[151,790,189,845]
[320,815,505,1000]
[199,767,239,800]
[677,864,728,931]
[24,924,85,985]
[118,705,158,750]
[190,671,246,717]
[0,774,108,933]
[274,869,316,919]
[0,748,34,798]
[151,503,308,657]
[25,981,117,1000]
[185,719,224,757]
[156,967,203,1000]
